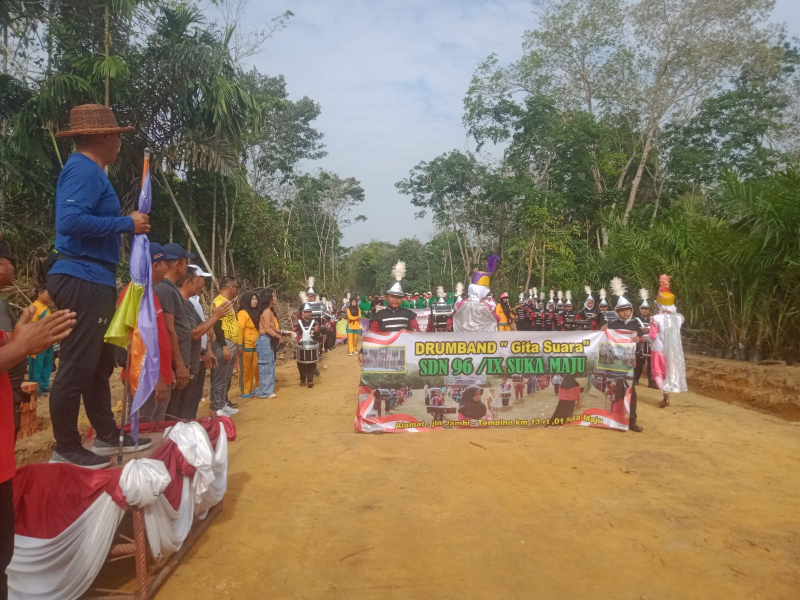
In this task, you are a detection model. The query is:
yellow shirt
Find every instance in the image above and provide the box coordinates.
[237,310,259,349]
[30,300,49,322]
[214,295,239,342]
[28,300,50,358]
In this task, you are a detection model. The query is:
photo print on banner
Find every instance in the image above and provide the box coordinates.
[355,330,636,432]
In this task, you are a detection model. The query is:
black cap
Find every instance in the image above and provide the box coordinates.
[162,242,195,260]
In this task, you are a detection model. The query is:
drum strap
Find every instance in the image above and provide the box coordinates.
[298,319,317,343]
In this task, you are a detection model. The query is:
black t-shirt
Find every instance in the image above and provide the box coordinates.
[0,298,28,388]
[155,279,191,367]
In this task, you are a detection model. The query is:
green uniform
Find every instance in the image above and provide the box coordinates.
[415,298,427,309]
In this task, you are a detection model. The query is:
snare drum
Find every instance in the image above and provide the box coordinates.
[295,341,320,364]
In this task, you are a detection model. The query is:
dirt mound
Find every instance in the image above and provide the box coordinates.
[686,354,800,421]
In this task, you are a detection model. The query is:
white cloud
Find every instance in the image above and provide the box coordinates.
[233,0,800,247]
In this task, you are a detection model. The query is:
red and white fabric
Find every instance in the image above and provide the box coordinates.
[8,417,235,600]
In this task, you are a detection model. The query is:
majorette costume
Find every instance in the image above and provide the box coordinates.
[634,288,654,387]
[576,286,598,330]
[369,261,420,332]
[649,275,688,407]
[605,277,643,432]
[453,255,501,332]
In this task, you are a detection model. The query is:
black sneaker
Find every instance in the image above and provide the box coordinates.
[300,380,307,387]
[307,381,315,388]
[50,447,111,470]
[92,434,152,456]
[227,400,239,409]
[629,422,644,433]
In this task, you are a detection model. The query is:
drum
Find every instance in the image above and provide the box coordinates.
[295,341,320,364]
[563,313,576,330]
[640,337,652,357]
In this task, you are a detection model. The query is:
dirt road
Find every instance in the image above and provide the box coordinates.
[159,346,800,600]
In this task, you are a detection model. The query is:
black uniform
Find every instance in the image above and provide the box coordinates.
[532,307,545,331]
[576,308,598,331]
[370,307,419,332]
[634,314,653,386]
[607,317,643,427]
[294,318,322,385]
[562,309,577,331]
[516,304,529,331]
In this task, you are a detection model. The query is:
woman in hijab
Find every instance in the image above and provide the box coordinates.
[457,384,488,421]
[549,373,581,423]
[346,297,362,356]
[237,291,260,397]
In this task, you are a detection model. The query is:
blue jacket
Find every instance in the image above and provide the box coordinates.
[50,153,134,287]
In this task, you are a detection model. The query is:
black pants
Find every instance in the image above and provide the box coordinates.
[629,386,639,423]
[0,479,13,600]
[48,274,118,453]
[633,354,652,386]
[554,384,560,394]
[297,361,315,383]
[183,360,206,420]
[166,380,190,421]
[517,320,529,332]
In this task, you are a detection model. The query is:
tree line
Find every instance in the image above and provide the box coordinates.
[1,0,365,303]
[346,0,800,361]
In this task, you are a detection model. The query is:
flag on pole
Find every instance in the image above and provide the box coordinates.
[105,150,159,441]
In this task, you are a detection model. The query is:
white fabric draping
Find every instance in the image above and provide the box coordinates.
[195,422,228,519]
[8,421,231,600]
[8,493,125,600]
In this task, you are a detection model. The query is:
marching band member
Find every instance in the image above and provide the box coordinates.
[452,256,500,332]
[298,276,317,317]
[454,282,464,305]
[576,286,598,330]
[293,303,321,388]
[602,278,644,433]
[369,262,421,333]
[634,288,654,387]
[515,292,529,331]
[562,291,576,331]
[649,275,688,407]
[426,287,454,332]
[597,288,609,327]
[544,290,556,331]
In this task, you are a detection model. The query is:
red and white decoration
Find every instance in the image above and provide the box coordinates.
[8,417,235,600]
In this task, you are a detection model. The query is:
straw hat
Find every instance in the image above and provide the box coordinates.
[56,104,135,138]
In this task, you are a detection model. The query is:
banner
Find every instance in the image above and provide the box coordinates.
[355,329,637,433]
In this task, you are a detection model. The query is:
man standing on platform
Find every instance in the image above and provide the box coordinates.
[47,104,151,468]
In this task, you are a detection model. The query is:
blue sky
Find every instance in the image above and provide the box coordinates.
[230,0,800,247]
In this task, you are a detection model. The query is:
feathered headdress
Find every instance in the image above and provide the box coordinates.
[548,290,555,306]
[656,274,675,307]
[436,285,445,299]
[584,285,592,297]
[639,288,650,308]
[565,290,572,306]
[473,254,500,286]
[610,277,631,310]
[598,288,608,307]
[392,261,406,281]
[305,276,316,295]
[387,261,406,296]
[455,282,464,297]
[557,290,563,305]
[583,286,594,309]
[299,291,308,304]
